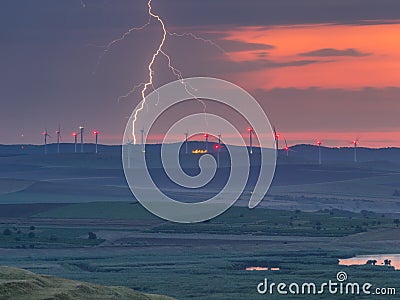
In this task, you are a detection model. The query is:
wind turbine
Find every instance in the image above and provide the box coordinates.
[247,127,254,154]
[56,125,61,154]
[20,133,25,151]
[284,138,289,156]
[214,143,221,168]
[126,138,133,168]
[211,133,222,168]
[72,132,78,153]
[283,138,296,157]
[317,140,322,165]
[79,126,84,153]
[273,126,280,154]
[42,130,51,154]
[204,133,209,152]
[185,131,189,154]
[352,138,359,163]
[140,128,145,153]
[93,130,99,154]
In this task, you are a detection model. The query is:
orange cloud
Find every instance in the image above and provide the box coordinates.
[221,22,400,89]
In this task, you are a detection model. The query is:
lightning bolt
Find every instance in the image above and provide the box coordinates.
[93,0,225,144]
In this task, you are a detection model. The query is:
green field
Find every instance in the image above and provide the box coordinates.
[0,202,398,299]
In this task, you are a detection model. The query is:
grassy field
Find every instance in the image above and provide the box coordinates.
[0,154,399,299]
[0,202,398,298]
[33,202,398,237]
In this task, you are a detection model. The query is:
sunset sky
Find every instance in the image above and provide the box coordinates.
[1,0,399,147]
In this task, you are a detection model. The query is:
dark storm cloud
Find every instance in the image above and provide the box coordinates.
[254,87,400,133]
[1,0,400,144]
[299,48,370,57]
[155,0,400,27]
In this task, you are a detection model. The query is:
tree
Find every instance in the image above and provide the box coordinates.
[88,232,97,240]
[366,259,377,265]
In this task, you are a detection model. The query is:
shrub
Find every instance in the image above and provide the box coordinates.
[88,232,97,240]
[3,228,12,236]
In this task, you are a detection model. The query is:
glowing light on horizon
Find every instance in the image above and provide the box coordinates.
[192,149,208,154]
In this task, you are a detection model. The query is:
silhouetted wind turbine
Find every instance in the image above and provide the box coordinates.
[140,128,145,153]
[273,126,280,153]
[79,126,84,153]
[214,133,222,168]
[284,138,289,156]
[93,130,99,154]
[247,127,254,154]
[126,138,133,168]
[42,130,51,154]
[353,138,359,163]
[185,131,189,154]
[283,138,296,157]
[72,132,78,153]
[204,133,209,152]
[317,140,322,165]
[56,125,61,153]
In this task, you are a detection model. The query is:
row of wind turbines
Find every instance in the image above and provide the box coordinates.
[187,126,360,165]
[41,125,100,154]
[40,124,360,164]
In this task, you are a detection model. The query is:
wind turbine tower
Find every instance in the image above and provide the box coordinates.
[42,130,50,154]
[273,126,280,154]
[140,128,145,153]
[127,138,133,168]
[93,130,99,154]
[204,133,209,152]
[284,138,289,157]
[185,131,189,154]
[317,140,322,165]
[72,132,78,153]
[214,134,222,168]
[247,127,253,154]
[56,125,61,153]
[79,126,84,153]
[353,138,359,163]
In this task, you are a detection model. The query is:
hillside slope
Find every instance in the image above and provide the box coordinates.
[0,266,175,300]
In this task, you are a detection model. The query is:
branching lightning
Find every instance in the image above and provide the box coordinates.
[93,0,225,144]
